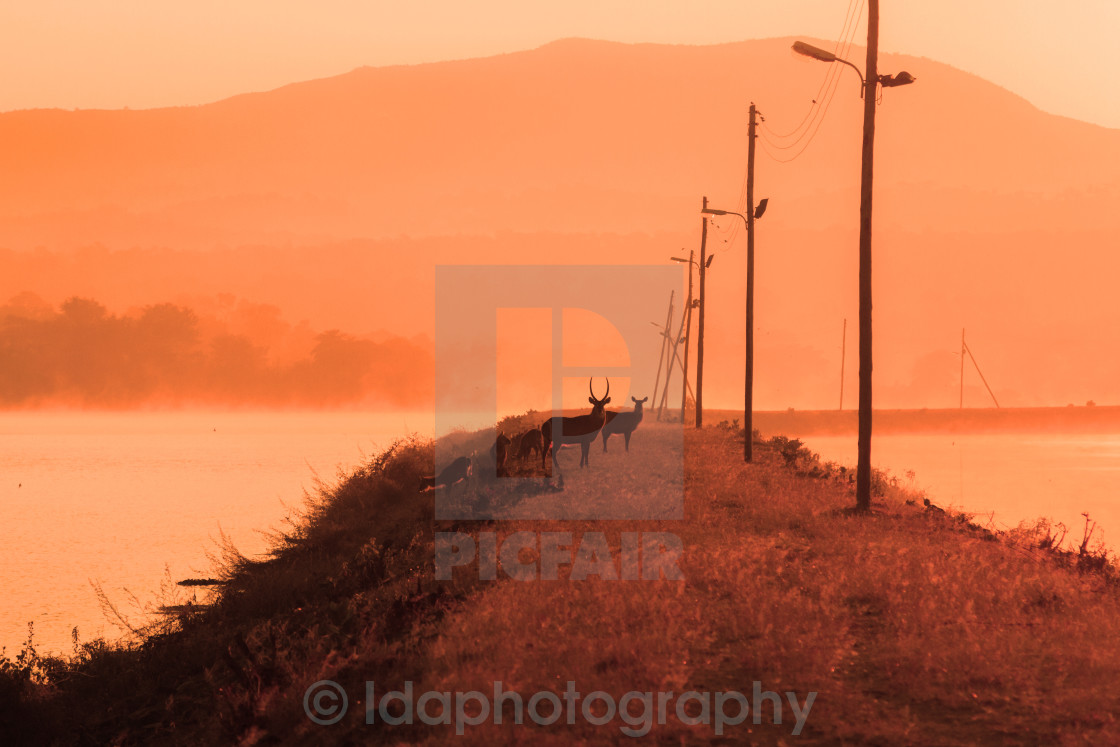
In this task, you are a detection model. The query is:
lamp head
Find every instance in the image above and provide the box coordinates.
[879,71,917,88]
[792,41,838,63]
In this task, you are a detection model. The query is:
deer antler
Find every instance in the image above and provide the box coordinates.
[589,377,610,402]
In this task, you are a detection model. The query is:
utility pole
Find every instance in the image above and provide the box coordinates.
[959,327,965,409]
[855,1,879,512]
[651,291,674,421]
[792,4,915,511]
[680,249,695,425]
[659,283,690,421]
[696,197,709,428]
[840,318,847,411]
[962,331,1001,408]
[745,102,758,462]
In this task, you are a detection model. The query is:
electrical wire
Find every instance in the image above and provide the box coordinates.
[761,0,860,144]
[759,7,857,151]
[758,0,865,164]
[704,1,866,244]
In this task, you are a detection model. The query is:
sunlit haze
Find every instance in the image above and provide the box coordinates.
[8,5,1120,737]
[1,2,1118,411]
[3,1,1119,129]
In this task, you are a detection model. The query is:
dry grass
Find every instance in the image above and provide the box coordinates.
[5,422,1120,745]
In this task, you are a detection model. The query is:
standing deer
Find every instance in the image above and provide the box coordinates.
[490,432,511,477]
[518,427,543,461]
[601,395,647,452]
[541,378,610,484]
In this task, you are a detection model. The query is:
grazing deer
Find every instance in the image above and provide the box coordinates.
[518,427,543,462]
[602,396,647,453]
[541,378,611,481]
[419,456,472,492]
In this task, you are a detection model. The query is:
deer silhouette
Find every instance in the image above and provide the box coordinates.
[541,378,610,484]
[602,395,647,452]
[419,456,472,493]
[518,427,543,461]
[490,432,511,477]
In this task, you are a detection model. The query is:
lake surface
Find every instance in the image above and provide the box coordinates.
[802,432,1120,545]
[4,412,1119,657]
[0,411,429,656]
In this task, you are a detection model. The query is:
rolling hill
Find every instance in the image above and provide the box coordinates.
[1,37,1117,409]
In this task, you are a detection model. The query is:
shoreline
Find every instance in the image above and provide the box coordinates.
[700,404,1120,436]
[5,422,1120,743]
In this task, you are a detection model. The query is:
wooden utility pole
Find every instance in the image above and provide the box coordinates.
[651,291,674,421]
[959,327,965,409]
[745,102,758,462]
[840,318,847,411]
[680,249,695,424]
[855,1,879,512]
[695,197,709,428]
[659,283,690,420]
[962,330,1001,408]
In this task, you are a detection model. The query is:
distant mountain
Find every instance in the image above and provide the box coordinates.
[1,38,1117,409]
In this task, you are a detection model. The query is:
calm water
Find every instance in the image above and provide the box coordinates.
[4,413,1119,657]
[803,432,1120,544]
[0,411,429,656]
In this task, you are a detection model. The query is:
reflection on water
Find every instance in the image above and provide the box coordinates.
[802,433,1120,545]
[0,411,428,655]
[7,415,1119,656]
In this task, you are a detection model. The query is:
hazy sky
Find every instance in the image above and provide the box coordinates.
[2,1,1118,129]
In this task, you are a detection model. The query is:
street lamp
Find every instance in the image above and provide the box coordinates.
[794,4,915,511]
[792,41,915,95]
[701,198,768,461]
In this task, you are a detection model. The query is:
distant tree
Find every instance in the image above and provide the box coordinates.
[207,334,270,400]
[133,303,202,397]
[60,296,108,324]
[0,292,54,321]
[56,297,118,400]
[302,330,377,403]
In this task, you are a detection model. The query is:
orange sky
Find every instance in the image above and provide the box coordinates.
[2,5,1118,412]
[2,1,1119,129]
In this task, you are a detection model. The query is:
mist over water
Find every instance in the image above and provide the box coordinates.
[7,408,1120,657]
[0,411,429,655]
[802,432,1120,546]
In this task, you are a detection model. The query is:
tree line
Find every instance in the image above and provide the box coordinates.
[0,295,432,407]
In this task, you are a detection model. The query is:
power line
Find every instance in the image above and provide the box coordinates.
[705,1,866,242]
[758,0,865,163]
[761,0,860,144]
[759,3,858,150]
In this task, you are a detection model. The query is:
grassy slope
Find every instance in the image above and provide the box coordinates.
[4,423,1120,745]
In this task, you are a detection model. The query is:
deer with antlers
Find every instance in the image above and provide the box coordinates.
[541,378,610,484]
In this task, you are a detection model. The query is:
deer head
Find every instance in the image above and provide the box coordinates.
[588,377,611,413]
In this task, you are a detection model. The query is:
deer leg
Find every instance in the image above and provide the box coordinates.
[602,431,610,452]
[552,448,564,488]
[624,432,631,452]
